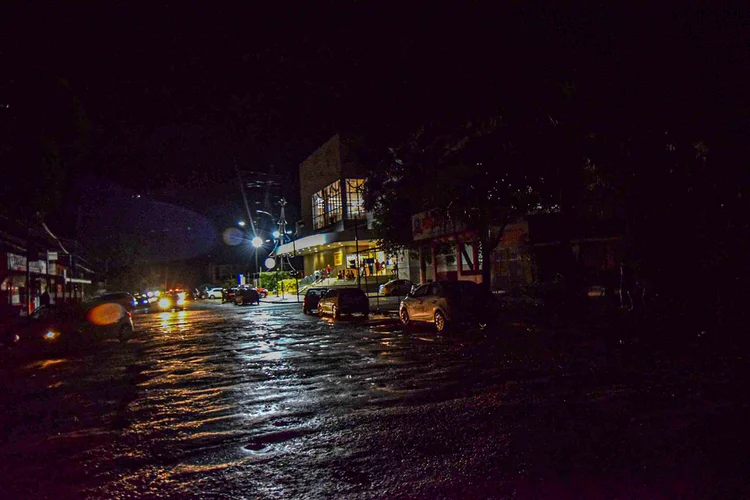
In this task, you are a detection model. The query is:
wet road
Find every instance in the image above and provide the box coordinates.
[1,301,748,498]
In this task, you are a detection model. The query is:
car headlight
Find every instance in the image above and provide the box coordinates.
[177,298,185,305]
[44,330,59,341]
[158,298,171,309]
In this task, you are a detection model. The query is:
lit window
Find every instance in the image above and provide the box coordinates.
[311,181,343,229]
[345,179,366,219]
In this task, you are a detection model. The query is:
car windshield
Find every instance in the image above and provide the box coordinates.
[339,289,363,297]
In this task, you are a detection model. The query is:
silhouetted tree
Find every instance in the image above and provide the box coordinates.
[366,111,564,290]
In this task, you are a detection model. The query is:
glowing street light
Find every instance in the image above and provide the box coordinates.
[251,236,264,287]
[238,221,246,227]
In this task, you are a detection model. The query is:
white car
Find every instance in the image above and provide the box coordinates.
[206,287,224,299]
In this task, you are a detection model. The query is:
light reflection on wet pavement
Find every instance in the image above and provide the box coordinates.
[1,301,748,498]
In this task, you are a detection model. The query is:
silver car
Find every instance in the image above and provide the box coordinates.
[399,281,493,332]
[378,279,414,297]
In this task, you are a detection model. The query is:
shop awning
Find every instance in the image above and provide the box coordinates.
[275,227,376,256]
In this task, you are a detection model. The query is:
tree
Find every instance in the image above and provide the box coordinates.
[367,112,560,290]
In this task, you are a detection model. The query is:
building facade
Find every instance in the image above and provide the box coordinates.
[411,209,623,291]
[1,215,94,316]
[276,134,415,287]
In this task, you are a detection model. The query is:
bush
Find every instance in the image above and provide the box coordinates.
[259,272,292,293]
[275,278,298,296]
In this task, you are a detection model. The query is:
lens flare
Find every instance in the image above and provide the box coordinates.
[223,227,244,246]
[87,303,125,325]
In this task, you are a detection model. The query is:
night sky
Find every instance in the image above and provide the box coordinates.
[2,4,748,261]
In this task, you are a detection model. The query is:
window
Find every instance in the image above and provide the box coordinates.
[460,242,480,274]
[312,181,343,229]
[345,179,366,219]
[412,285,429,298]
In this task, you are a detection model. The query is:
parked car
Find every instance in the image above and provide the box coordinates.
[89,291,137,312]
[158,290,187,311]
[302,287,329,314]
[206,287,224,299]
[234,287,260,306]
[255,287,269,299]
[222,287,238,303]
[399,280,494,332]
[378,279,414,297]
[318,287,369,319]
[1,302,134,351]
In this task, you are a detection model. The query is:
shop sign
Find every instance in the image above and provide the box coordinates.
[334,251,343,266]
[7,253,47,274]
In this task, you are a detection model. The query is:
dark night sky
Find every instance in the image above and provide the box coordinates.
[2,4,748,253]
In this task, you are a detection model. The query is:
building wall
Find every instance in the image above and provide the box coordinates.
[339,135,369,179]
[299,134,343,234]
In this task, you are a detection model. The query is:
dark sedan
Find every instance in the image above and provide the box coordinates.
[318,287,369,319]
[234,287,260,306]
[302,287,328,314]
[1,303,134,351]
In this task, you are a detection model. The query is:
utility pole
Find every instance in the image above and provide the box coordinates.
[277,198,288,273]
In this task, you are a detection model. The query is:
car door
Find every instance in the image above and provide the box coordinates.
[322,289,337,315]
[409,285,430,320]
[424,283,443,318]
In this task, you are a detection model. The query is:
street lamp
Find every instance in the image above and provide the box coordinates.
[238,221,246,227]
[251,236,263,287]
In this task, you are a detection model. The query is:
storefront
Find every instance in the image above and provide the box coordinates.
[412,211,535,289]
[1,252,86,315]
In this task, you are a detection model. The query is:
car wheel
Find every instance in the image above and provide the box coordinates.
[400,308,410,326]
[209,294,215,299]
[118,324,133,343]
[332,305,340,320]
[434,310,447,333]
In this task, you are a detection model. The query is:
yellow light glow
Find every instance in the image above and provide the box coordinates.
[87,303,125,325]
[158,298,171,309]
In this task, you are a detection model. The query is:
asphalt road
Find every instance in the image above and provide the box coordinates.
[1,300,748,499]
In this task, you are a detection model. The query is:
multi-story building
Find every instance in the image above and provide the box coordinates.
[276,134,415,287]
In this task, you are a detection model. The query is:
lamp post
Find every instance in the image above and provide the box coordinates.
[251,236,263,287]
